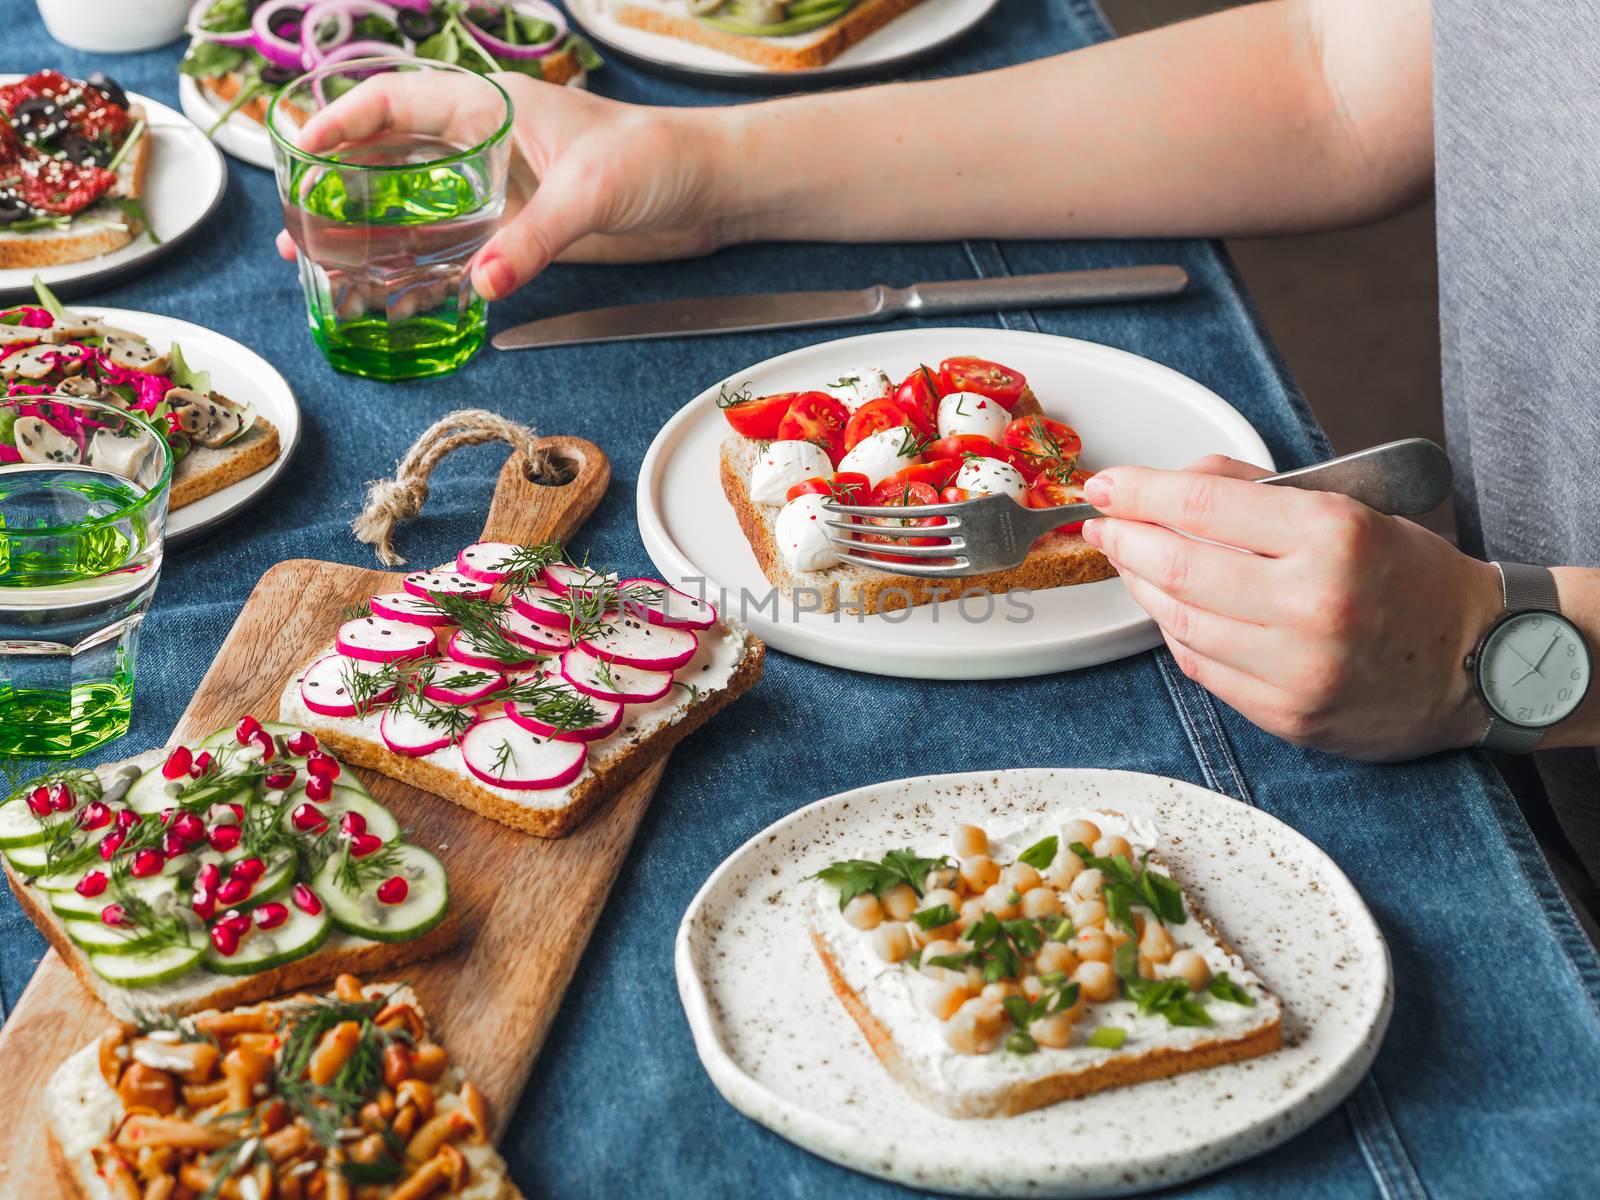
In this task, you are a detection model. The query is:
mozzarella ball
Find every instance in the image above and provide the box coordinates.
[773,493,840,573]
[838,427,917,486]
[937,391,1008,440]
[748,439,832,506]
[953,457,1027,500]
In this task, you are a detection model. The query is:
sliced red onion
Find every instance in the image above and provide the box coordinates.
[386,0,433,8]
[253,0,312,69]
[188,0,258,47]
[319,37,418,66]
[462,0,566,59]
[300,3,353,67]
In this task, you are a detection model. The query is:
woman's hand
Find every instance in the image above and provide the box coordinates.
[1081,456,1504,761]
[275,74,730,300]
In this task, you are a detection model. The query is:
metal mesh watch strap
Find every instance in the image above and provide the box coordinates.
[1480,562,1561,753]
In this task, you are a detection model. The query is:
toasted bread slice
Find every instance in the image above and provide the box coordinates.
[279,622,766,838]
[720,388,1115,614]
[169,411,283,510]
[0,113,151,269]
[807,812,1284,1118]
[614,0,928,70]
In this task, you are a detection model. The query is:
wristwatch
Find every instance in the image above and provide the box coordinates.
[1468,563,1593,752]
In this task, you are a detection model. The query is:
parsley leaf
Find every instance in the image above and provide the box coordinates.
[910,904,958,931]
[1017,835,1058,870]
[1208,972,1255,1006]
[813,848,950,911]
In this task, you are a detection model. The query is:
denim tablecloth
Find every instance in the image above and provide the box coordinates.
[5,3,1599,1197]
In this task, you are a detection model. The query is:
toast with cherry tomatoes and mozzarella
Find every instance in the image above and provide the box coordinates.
[279,540,765,839]
[717,356,1116,614]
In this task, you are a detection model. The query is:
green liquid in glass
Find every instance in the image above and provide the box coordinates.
[0,470,143,585]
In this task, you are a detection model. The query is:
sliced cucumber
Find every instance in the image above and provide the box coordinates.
[235,851,295,909]
[203,903,331,976]
[51,874,177,922]
[127,768,251,816]
[67,918,168,956]
[313,844,448,943]
[0,797,59,849]
[4,841,52,876]
[32,866,91,892]
[88,941,204,987]
[278,786,399,842]
[198,720,311,758]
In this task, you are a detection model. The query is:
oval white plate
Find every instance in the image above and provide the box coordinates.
[83,307,300,544]
[567,0,1000,85]
[0,81,227,301]
[676,768,1392,1197]
[636,327,1274,680]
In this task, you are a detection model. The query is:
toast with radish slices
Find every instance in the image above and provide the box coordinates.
[280,541,765,838]
[717,356,1115,614]
[611,0,929,71]
[0,726,458,1023]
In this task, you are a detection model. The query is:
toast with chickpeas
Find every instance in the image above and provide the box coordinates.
[807,812,1282,1118]
[45,976,523,1200]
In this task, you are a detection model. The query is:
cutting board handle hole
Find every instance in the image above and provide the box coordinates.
[526,451,579,486]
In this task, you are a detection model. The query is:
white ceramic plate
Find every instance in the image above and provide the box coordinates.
[85,307,300,544]
[676,768,1392,1197]
[0,81,227,301]
[177,74,274,171]
[567,0,1001,86]
[636,327,1274,680]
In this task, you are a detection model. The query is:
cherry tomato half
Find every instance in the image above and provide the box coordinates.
[892,364,944,429]
[786,471,871,504]
[939,356,1027,410]
[922,434,1025,473]
[875,459,961,495]
[719,388,797,439]
[940,486,971,503]
[1002,415,1084,479]
[859,478,951,558]
[775,392,851,463]
[843,397,931,453]
[1025,468,1092,535]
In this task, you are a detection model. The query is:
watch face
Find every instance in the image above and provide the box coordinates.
[1478,611,1592,728]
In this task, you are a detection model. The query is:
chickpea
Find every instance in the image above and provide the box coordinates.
[1061,819,1101,851]
[1138,955,1160,980]
[1021,975,1044,1001]
[981,981,1022,1004]
[881,882,918,921]
[1074,959,1119,1002]
[943,1007,1000,1056]
[871,922,912,964]
[1073,927,1114,963]
[1069,899,1108,929]
[927,981,971,1021]
[1000,862,1042,894]
[982,883,1021,920]
[960,855,1000,891]
[953,824,988,858]
[1093,834,1134,864]
[919,939,965,979]
[924,864,961,893]
[843,893,884,931]
[1035,941,1078,976]
[1044,849,1084,891]
[1069,868,1105,903]
[1166,949,1211,991]
[959,994,1007,1029]
[958,897,987,931]
[921,887,961,914]
[963,965,987,992]
[1139,922,1176,965]
[1032,1011,1074,1049]
[1020,888,1062,920]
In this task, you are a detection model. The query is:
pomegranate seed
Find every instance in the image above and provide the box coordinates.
[305,774,333,803]
[376,876,409,905]
[287,731,318,755]
[115,809,141,832]
[210,922,240,956]
[291,803,328,833]
[339,811,367,837]
[306,752,340,781]
[161,830,188,857]
[348,832,382,858]
[78,801,112,831]
[98,830,125,859]
[172,812,205,845]
[255,902,289,929]
[265,768,298,791]
[101,903,127,927]
[47,783,74,811]
[217,877,252,905]
[25,787,52,818]
[159,808,174,826]
[291,883,323,915]
[75,871,107,898]
[247,728,276,761]
[161,746,192,780]
[207,824,242,853]
[197,862,221,893]
[189,751,213,778]
[192,892,216,920]
[231,857,265,883]
[234,715,262,746]
[130,849,164,878]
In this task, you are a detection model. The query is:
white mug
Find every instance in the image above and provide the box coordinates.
[36,0,191,53]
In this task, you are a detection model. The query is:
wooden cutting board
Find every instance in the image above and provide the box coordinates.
[0,437,666,1194]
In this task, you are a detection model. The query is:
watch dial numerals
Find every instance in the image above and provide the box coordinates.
[1479,611,1591,728]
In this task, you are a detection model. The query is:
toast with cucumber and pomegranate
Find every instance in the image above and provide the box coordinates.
[0,70,152,268]
[718,356,1115,614]
[610,0,929,71]
[279,539,764,839]
[1,281,281,509]
[808,811,1282,1118]
[46,977,521,1200]
[0,721,457,1024]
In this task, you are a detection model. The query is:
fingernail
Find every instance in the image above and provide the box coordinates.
[477,254,515,301]
[1081,518,1102,547]
[1083,472,1113,507]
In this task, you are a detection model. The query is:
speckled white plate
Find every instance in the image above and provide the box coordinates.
[675,768,1392,1197]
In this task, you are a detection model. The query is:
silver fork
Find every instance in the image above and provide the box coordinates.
[821,437,1453,578]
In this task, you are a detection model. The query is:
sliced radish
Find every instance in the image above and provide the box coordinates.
[621,578,717,630]
[544,562,618,595]
[335,616,436,664]
[421,660,504,706]
[299,655,396,718]
[380,704,465,757]
[461,718,587,790]
[370,590,450,627]
[446,629,540,672]
[503,679,622,742]
[456,541,523,584]
[500,607,572,652]
[559,647,673,703]
[510,585,575,629]
[578,614,698,671]
[403,569,494,601]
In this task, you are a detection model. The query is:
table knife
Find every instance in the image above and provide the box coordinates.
[491,265,1189,352]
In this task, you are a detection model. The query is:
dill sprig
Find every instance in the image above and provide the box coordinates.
[331,835,409,895]
[495,539,566,595]
[430,594,538,666]
[272,992,406,1156]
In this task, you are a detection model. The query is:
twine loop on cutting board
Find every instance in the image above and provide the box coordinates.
[353,409,567,566]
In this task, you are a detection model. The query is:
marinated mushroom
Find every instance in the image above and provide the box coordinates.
[102,334,170,374]
[13,415,82,464]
